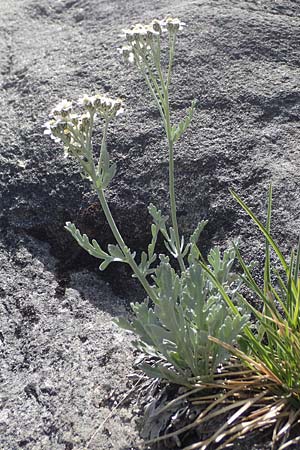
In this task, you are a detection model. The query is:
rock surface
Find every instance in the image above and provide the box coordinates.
[1,0,299,449]
[1,232,141,449]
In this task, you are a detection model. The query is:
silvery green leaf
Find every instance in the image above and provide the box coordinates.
[167,350,185,370]
[190,220,208,245]
[102,162,117,189]
[169,227,177,250]
[141,363,189,385]
[208,245,236,285]
[115,242,248,384]
[148,203,169,238]
[137,222,159,276]
[65,222,109,259]
[100,142,110,169]
[181,243,190,258]
[141,251,148,265]
[113,317,134,332]
[99,258,113,271]
[107,244,125,261]
[171,99,197,143]
[164,239,177,257]
[148,223,158,257]
[65,223,128,272]
[144,324,173,350]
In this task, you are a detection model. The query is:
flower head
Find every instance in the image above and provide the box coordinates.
[121,17,184,43]
[45,94,124,155]
[119,17,185,67]
[78,94,124,118]
[165,17,185,33]
[151,19,167,34]
[121,21,163,47]
[119,45,135,64]
[44,114,81,147]
[50,99,73,118]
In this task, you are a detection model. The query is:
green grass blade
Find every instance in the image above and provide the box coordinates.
[199,262,239,315]
[294,236,300,283]
[264,184,272,295]
[273,267,288,297]
[233,243,265,300]
[269,285,289,318]
[287,250,295,319]
[292,238,300,327]
[230,189,288,272]
[292,277,300,328]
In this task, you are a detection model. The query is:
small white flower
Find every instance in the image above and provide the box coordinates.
[50,99,73,117]
[127,52,135,64]
[115,99,125,116]
[122,23,155,42]
[78,94,97,109]
[119,45,135,64]
[44,120,63,143]
[78,94,125,119]
[78,112,92,133]
[45,94,124,157]
[151,19,167,34]
[165,17,185,32]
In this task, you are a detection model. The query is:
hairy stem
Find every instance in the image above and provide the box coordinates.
[90,122,158,302]
[96,187,157,302]
[166,32,176,89]
[165,109,186,272]
[152,48,185,271]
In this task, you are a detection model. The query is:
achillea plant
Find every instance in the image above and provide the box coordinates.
[45,17,248,386]
[45,16,300,450]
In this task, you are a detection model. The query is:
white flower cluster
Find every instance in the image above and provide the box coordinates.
[78,94,124,118]
[44,95,124,149]
[120,17,185,64]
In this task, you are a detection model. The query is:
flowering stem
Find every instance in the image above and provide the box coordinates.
[98,117,109,174]
[152,49,186,272]
[164,98,186,272]
[95,186,157,302]
[91,123,157,303]
[167,33,176,89]
[141,67,165,120]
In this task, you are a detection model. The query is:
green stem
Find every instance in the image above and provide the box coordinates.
[88,119,157,303]
[166,33,176,89]
[167,123,185,272]
[141,67,165,121]
[152,51,185,272]
[96,187,157,303]
[98,118,109,174]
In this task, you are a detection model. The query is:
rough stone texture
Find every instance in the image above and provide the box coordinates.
[0,232,142,449]
[1,0,299,449]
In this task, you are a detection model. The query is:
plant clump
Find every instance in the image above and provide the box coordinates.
[45,16,300,450]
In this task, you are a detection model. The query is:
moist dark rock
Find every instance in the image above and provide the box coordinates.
[1,0,299,448]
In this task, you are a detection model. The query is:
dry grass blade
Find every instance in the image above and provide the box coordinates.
[279,436,300,449]
[182,391,268,450]
[85,378,142,448]
[148,387,205,418]
[144,387,241,445]
[208,336,283,384]
[211,400,286,450]
[144,361,300,450]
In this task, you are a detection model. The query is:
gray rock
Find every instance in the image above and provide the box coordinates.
[1,0,299,448]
